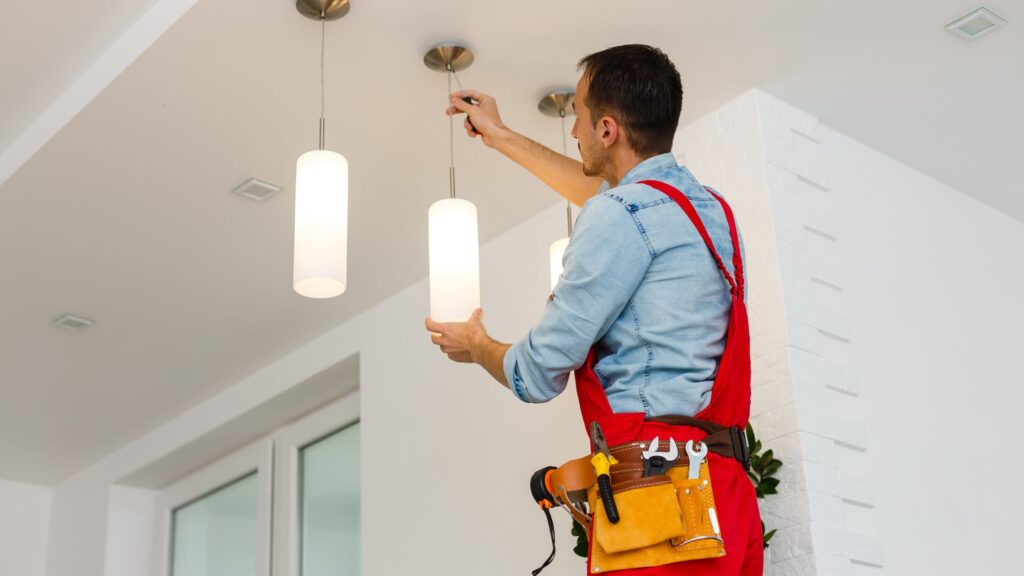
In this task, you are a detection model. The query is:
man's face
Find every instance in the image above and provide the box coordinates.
[572,74,606,178]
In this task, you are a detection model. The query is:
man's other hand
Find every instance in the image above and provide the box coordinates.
[425,308,487,364]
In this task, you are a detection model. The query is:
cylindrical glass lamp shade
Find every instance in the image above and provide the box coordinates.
[428,198,481,322]
[294,150,349,299]
[549,237,569,292]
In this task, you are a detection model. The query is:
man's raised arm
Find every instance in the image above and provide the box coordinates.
[447,90,603,207]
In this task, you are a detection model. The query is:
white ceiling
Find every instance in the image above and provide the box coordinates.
[0,0,1019,485]
[0,0,161,151]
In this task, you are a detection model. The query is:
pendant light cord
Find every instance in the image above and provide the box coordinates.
[318,13,326,150]
[447,66,456,199]
[561,109,572,235]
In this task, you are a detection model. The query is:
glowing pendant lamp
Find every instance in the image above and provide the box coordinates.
[293,0,350,299]
[538,91,576,291]
[424,42,481,322]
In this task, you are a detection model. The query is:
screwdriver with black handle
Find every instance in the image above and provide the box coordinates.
[589,421,620,524]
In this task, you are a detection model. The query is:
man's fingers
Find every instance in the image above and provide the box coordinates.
[448,352,472,363]
[449,96,474,114]
[424,316,447,334]
[431,333,444,346]
[452,89,486,102]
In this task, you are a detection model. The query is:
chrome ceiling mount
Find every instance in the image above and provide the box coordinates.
[538,90,575,118]
[423,42,475,72]
[295,0,350,20]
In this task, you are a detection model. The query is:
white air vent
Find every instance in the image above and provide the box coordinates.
[51,314,95,331]
[232,177,282,202]
[946,7,1007,41]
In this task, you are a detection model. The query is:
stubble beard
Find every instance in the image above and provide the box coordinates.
[579,143,604,179]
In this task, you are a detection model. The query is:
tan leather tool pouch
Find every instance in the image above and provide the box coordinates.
[591,475,684,554]
[587,460,726,572]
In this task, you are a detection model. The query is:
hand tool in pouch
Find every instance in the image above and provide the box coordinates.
[641,436,679,477]
[589,421,621,524]
[685,440,708,479]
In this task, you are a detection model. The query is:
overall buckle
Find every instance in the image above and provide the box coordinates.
[729,426,751,471]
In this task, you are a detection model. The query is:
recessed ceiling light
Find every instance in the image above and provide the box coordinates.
[946,7,1007,41]
[232,177,282,202]
[51,314,95,332]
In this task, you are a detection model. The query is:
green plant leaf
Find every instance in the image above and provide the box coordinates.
[750,454,763,472]
[571,519,589,558]
[763,460,783,476]
[748,425,785,548]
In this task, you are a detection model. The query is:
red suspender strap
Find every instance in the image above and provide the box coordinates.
[639,180,743,297]
[704,187,744,296]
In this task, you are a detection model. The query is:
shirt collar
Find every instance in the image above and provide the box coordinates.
[615,153,679,188]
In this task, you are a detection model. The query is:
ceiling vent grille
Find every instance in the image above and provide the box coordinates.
[232,177,282,202]
[946,7,1007,41]
[51,314,95,331]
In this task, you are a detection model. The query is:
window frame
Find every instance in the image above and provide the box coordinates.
[153,437,274,576]
[272,390,360,576]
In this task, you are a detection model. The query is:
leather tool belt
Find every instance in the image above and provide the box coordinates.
[531,416,750,574]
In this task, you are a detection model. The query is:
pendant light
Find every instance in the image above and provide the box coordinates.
[538,91,576,291]
[293,0,350,299]
[424,42,481,322]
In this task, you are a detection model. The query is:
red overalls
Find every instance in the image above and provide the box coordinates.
[577,181,763,576]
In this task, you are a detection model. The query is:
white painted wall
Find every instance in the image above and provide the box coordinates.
[0,478,51,576]
[824,118,1024,575]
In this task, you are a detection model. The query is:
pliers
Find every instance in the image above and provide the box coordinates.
[589,421,621,524]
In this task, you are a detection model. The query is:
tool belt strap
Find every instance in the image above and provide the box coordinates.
[648,416,751,472]
[550,417,750,508]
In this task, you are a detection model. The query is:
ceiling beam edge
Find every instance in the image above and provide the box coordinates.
[0,0,199,188]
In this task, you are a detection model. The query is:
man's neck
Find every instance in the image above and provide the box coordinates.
[606,151,659,188]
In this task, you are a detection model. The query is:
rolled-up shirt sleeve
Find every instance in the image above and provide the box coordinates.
[503,192,653,403]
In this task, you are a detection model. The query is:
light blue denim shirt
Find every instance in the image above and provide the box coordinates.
[502,153,745,417]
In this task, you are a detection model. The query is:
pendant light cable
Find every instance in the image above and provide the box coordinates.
[447,65,457,198]
[561,109,572,235]
[318,12,326,150]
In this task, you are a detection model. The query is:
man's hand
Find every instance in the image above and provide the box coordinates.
[447,90,507,147]
[425,309,487,364]
[425,308,512,387]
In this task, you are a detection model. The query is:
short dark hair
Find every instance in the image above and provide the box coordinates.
[578,44,683,156]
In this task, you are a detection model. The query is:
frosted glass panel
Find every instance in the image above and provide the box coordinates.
[171,473,259,576]
[300,422,360,576]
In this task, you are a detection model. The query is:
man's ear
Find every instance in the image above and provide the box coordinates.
[599,116,619,149]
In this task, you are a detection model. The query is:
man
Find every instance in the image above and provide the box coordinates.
[425,45,762,575]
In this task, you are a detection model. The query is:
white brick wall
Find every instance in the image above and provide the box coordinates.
[677,91,811,575]
[677,90,885,574]
[756,91,884,573]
